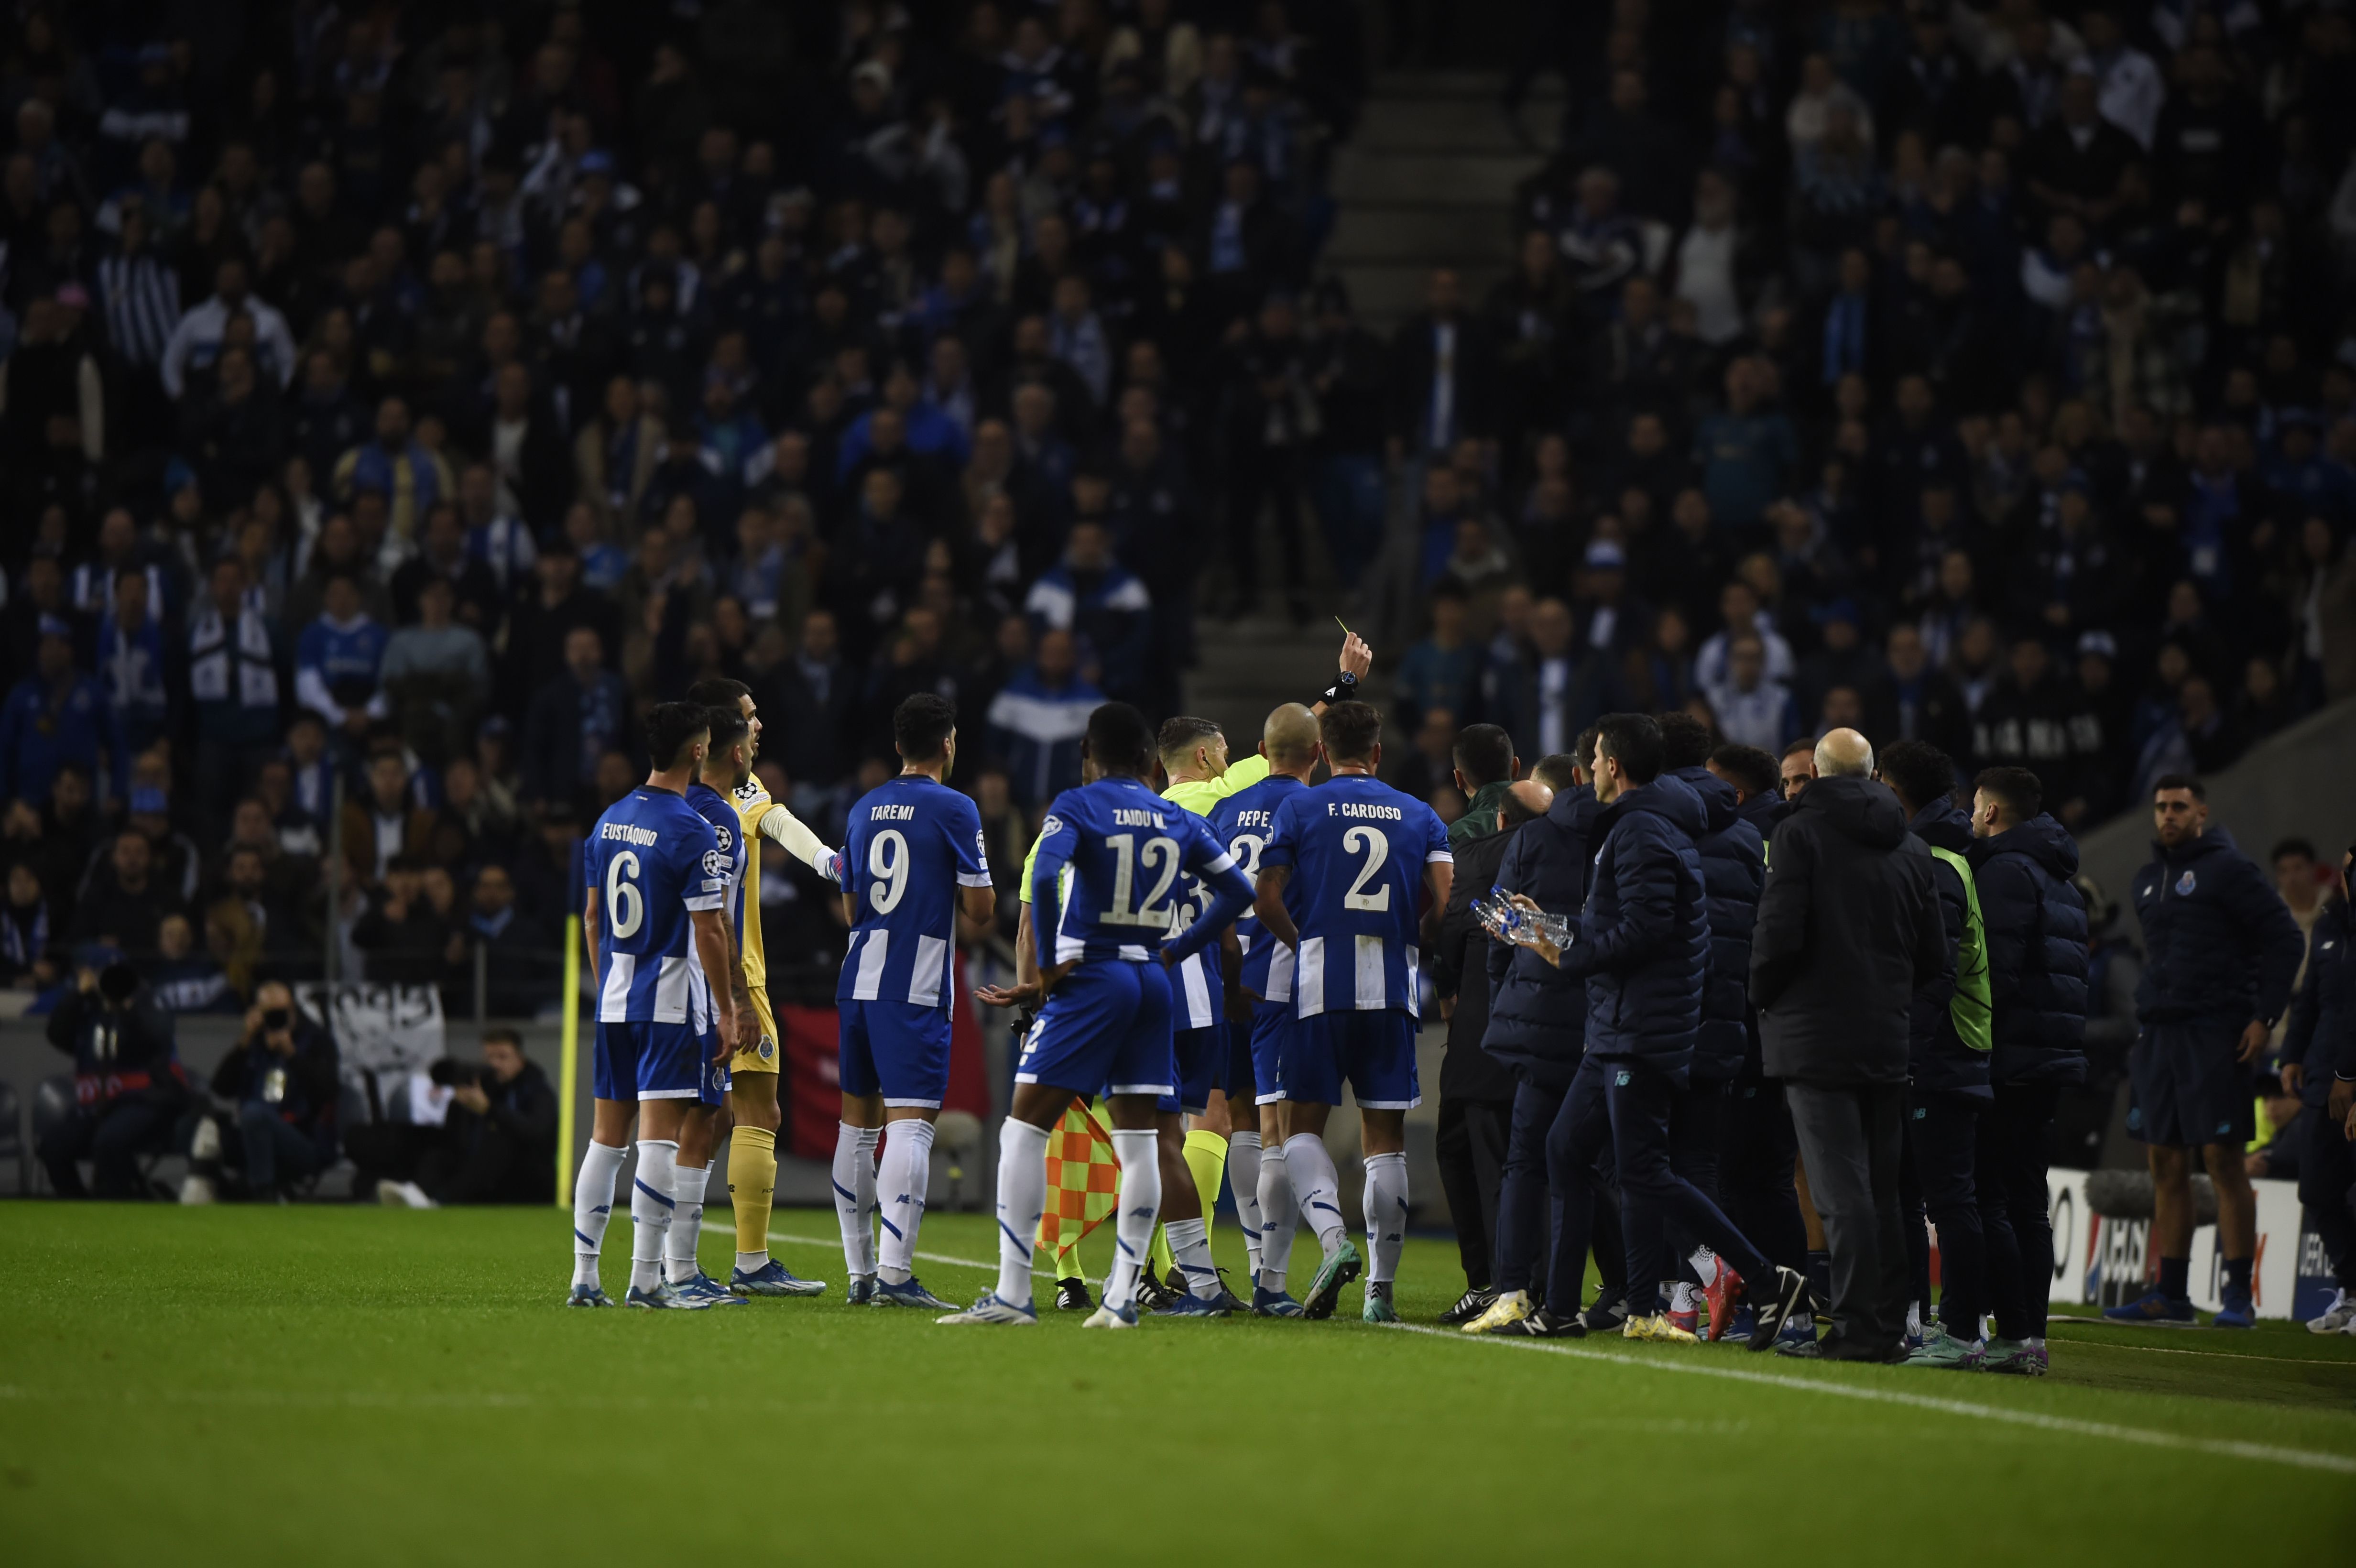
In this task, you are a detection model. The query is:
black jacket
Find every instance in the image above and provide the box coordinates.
[212,1020,342,1162]
[1673,766,1765,1081]
[1430,821,1523,1103]
[46,987,185,1108]
[2131,827,2305,1030]
[2281,895,2356,1110]
[1563,776,1711,1077]
[1751,775,1948,1085]
[1966,813,2089,1088]
[445,1059,561,1203]
[1905,799,1990,1098]
[1482,785,1602,1089]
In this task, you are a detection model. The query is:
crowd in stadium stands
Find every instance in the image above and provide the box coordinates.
[0,0,1368,1012]
[6,0,2356,1031]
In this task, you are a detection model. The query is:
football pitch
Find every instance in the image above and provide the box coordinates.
[4,1204,2353,1566]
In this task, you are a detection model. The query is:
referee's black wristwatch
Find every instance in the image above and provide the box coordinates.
[1316,669,1360,708]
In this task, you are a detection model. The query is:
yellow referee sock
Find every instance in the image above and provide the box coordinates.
[727,1124,777,1270]
[1182,1131,1227,1250]
[1150,1223,1176,1280]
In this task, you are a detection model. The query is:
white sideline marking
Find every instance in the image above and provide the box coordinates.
[2049,1335,2356,1367]
[769,1230,994,1272]
[1385,1324,2356,1475]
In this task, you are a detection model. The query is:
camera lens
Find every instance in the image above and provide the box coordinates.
[262,1007,291,1030]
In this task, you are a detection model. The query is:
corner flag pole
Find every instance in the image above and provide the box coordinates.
[557,914,580,1207]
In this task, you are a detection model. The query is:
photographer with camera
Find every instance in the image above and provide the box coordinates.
[207,981,340,1200]
[40,962,188,1196]
[365,1029,558,1208]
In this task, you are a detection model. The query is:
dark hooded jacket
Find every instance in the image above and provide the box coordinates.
[2280,893,2356,1110]
[1732,785,1783,1075]
[1672,765,1765,1081]
[1432,817,1525,1102]
[1562,774,1711,1077]
[2131,826,2305,1032]
[1751,774,1947,1084]
[1966,812,2089,1088]
[1482,784,1601,1089]
[1905,798,1991,1098]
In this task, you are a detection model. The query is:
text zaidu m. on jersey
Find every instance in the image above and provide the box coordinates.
[1263,774,1452,1017]
[1031,777,1254,968]
[585,787,726,1027]
[1209,772,1309,1004]
[839,775,993,1007]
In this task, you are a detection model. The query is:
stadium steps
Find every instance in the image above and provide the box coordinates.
[1327,71,1561,336]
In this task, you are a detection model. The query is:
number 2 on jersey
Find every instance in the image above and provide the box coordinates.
[1104,832,1179,927]
[1342,826,1391,911]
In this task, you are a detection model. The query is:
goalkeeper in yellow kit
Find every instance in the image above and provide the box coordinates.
[685,677,846,1296]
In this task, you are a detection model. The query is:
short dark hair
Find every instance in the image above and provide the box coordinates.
[1781,736,1818,763]
[1709,743,1778,799]
[1319,700,1384,765]
[1084,701,1157,777]
[1532,752,1581,792]
[1656,710,1714,772]
[1573,726,1601,774]
[1452,722,1514,788]
[2151,773,2206,802]
[686,677,750,712]
[1877,740,1954,815]
[2273,837,2319,864]
[1974,766,2043,822]
[1593,713,1663,784]
[482,1026,524,1052]
[1156,715,1222,764]
[894,693,957,760]
[706,702,750,752]
[645,700,711,772]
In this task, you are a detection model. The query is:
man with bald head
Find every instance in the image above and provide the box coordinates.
[1750,729,1951,1360]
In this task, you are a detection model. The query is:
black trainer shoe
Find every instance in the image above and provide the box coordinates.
[1493,1307,1587,1339]
[1579,1296,1630,1334]
[1746,1265,1812,1355]
[1438,1286,1498,1327]
[1054,1277,1093,1311]
[1134,1269,1182,1313]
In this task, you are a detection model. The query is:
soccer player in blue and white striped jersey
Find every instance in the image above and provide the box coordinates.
[566,703,746,1309]
[945,702,1253,1328]
[833,694,995,1309]
[1255,701,1454,1322]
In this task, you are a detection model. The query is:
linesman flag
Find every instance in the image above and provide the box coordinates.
[1035,1096,1122,1254]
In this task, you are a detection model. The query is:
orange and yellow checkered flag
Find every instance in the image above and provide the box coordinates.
[1035,1096,1122,1254]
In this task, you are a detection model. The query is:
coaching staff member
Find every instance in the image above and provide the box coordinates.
[2105,775,2302,1328]
[1750,729,1948,1360]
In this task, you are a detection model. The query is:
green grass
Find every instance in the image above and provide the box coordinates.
[3,1203,2353,1566]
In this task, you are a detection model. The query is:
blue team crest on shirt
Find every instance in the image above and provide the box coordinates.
[2175,869,2197,895]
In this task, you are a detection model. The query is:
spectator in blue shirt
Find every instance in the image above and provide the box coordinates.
[1693,357,1800,531]
[1394,583,1478,731]
[521,625,633,812]
[0,617,129,806]
[1024,519,1152,706]
[294,573,391,741]
[986,626,1103,807]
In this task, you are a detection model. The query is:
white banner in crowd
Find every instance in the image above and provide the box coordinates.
[2043,1167,2323,1320]
[293,983,447,1074]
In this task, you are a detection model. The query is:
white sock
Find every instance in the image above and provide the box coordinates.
[993,1119,1051,1308]
[1689,1245,1724,1287]
[570,1140,627,1290]
[629,1140,678,1294]
[1166,1216,1219,1298]
[1257,1136,1298,1291]
[832,1122,880,1278]
[1285,1132,1346,1256]
[664,1163,710,1284]
[1669,1280,1701,1313]
[1362,1150,1407,1285]
[875,1119,937,1286]
[1105,1128,1164,1312]
[736,1250,769,1273]
[1228,1132,1265,1283]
